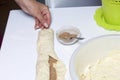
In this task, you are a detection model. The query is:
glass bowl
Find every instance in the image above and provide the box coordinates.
[69,34,120,80]
[56,26,81,45]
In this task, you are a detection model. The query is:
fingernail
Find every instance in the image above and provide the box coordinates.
[35,26,39,30]
[44,23,49,28]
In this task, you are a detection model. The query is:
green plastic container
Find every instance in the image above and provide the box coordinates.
[102,0,120,25]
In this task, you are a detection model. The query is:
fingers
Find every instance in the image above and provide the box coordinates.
[41,8,51,27]
[35,17,49,30]
[35,18,44,29]
[35,7,51,30]
[34,18,48,30]
[34,13,48,29]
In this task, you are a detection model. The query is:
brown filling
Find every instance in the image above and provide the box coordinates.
[59,32,77,41]
[49,56,57,80]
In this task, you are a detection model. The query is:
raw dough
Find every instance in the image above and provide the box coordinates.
[36,29,66,80]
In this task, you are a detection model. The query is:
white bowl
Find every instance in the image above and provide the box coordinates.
[56,26,81,45]
[69,34,120,80]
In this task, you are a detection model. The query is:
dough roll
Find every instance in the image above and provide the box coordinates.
[36,29,66,80]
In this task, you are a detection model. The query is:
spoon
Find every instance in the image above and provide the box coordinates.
[70,36,84,40]
[75,37,84,40]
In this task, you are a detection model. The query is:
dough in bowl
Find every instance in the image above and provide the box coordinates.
[80,50,120,80]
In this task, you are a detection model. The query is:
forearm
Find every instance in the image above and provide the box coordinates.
[15,0,36,13]
[15,0,36,6]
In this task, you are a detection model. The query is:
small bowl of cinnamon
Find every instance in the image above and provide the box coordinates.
[56,26,81,45]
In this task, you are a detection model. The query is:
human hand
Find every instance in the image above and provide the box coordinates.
[15,0,51,29]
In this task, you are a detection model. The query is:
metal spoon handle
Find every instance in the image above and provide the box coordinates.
[76,37,84,40]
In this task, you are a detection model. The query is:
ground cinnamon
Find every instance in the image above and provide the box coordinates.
[49,56,57,80]
[59,32,77,41]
